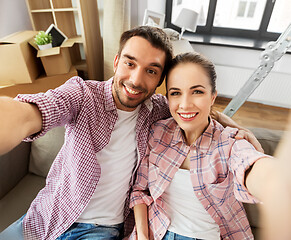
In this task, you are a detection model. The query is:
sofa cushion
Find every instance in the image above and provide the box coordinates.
[0,173,46,231]
[0,142,31,199]
[29,127,65,177]
[250,127,284,156]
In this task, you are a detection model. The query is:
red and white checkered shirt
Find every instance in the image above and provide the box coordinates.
[15,76,170,240]
[129,117,269,240]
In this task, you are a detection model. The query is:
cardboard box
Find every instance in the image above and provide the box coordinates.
[30,38,75,77]
[0,66,77,98]
[0,31,42,85]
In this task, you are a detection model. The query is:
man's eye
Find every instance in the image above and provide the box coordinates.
[125,62,134,67]
[147,69,157,75]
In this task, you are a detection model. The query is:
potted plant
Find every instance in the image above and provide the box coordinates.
[34,31,53,50]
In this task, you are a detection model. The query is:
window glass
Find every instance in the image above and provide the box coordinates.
[268,0,291,33]
[213,0,267,30]
[171,0,210,26]
[237,1,247,17]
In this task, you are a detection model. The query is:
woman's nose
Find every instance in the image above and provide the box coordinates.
[179,95,192,110]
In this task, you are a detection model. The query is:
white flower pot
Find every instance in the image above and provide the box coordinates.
[38,43,52,50]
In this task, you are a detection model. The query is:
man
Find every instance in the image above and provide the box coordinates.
[0,26,260,240]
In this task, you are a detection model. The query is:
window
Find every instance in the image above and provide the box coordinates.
[213,0,266,30]
[268,0,291,33]
[166,0,291,42]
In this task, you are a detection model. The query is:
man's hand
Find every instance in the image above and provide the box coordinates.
[211,110,264,153]
[235,128,264,153]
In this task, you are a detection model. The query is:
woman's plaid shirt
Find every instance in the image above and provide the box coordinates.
[130,118,268,240]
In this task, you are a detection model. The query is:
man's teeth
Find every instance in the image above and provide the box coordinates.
[125,86,139,95]
[180,113,197,118]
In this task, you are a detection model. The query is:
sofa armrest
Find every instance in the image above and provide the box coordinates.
[0,142,31,199]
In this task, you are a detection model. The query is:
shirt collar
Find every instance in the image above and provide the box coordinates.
[104,78,116,112]
[171,117,215,153]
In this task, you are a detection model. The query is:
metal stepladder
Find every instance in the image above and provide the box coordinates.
[223,23,291,117]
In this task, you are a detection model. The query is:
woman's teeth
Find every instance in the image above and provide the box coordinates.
[179,113,197,118]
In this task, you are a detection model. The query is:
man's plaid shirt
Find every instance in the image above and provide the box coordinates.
[15,77,170,240]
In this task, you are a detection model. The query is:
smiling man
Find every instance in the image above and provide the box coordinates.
[0,26,260,240]
[0,26,173,240]
[112,36,166,111]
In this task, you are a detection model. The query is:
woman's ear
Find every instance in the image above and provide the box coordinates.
[211,91,218,106]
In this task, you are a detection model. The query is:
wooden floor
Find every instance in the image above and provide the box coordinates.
[213,97,290,131]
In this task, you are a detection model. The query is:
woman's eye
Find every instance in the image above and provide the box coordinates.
[193,90,204,94]
[169,92,180,96]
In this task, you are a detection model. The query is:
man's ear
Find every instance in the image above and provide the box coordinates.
[113,54,119,73]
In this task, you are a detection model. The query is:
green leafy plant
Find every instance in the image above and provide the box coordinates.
[34,31,52,45]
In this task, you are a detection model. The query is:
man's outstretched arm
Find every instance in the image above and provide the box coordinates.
[0,97,42,155]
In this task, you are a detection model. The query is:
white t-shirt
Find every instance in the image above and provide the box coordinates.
[77,106,140,225]
[163,168,220,239]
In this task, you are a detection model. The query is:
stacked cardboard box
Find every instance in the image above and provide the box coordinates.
[0,31,78,96]
[29,38,75,77]
[0,31,42,85]
[0,67,77,98]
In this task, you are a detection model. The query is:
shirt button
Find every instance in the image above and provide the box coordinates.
[197,192,201,196]
[207,204,211,208]
[225,237,229,239]
[193,170,197,174]
[193,149,197,154]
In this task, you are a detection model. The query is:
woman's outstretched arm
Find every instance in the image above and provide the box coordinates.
[246,112,291,240]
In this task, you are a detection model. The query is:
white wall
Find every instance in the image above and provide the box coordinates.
[193,44,291,108]
[1,0,290,108]
[141,0,291,108]
[0,0,32,38]
[134,0,166,27]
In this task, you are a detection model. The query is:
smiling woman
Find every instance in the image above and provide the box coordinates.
[166,53,217,145]
[128,52,285,240]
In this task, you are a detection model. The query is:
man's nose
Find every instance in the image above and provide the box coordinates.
[130,68,144,87]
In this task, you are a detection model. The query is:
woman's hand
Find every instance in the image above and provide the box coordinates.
[134,204,149,240]
[137,234,149,240]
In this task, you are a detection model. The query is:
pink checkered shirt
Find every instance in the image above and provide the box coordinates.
[15,76,170,240]
[129,117,268,240]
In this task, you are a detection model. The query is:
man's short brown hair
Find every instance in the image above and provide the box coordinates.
[118,26,173,86]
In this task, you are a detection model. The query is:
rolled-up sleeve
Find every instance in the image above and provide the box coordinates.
[15,76,86,141]
[229,138,271,203]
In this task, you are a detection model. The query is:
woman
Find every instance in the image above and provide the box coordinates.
[129,52,276,240]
